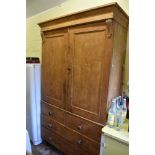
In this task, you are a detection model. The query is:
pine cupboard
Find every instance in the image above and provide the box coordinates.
[39,3,128,155]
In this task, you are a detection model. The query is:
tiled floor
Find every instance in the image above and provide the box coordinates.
[31,142,65,155]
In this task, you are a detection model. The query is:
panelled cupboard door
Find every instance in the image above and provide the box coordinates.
[42,29,68,109]
[68,22,112,123]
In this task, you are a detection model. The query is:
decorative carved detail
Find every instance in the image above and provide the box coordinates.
[41,31,45,43]
[105,19,113,38]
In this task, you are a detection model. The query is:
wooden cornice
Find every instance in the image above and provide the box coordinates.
[38,2,128,32]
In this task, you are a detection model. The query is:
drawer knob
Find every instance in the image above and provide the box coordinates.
[77,139,83,145]
[48,137,52,141]
[77,124,83,130]
[48,111,54,116]
[48,124,52,128]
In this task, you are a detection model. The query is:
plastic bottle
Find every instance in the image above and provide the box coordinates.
[115,99,123,130]
[107,99,117,128]
[122,98,127,123]
[118,96,122,105]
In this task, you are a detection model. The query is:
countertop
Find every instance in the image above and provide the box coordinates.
[102,119,129,144]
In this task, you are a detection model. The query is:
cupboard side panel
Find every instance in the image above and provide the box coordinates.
[107,21,128,109]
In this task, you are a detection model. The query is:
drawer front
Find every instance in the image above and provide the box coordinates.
[41,101,64,123]
[42,127,89,155]
[65,113,103,142]
[42,115,100,155]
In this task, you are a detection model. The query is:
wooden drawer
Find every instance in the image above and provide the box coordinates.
[42,115,100,155]
[41,101,65,123]
[42,127,89,155]
[65,113,103,142]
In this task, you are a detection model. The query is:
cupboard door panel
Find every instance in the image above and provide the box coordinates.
[42,29,68,108]
[68,23,109,122]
